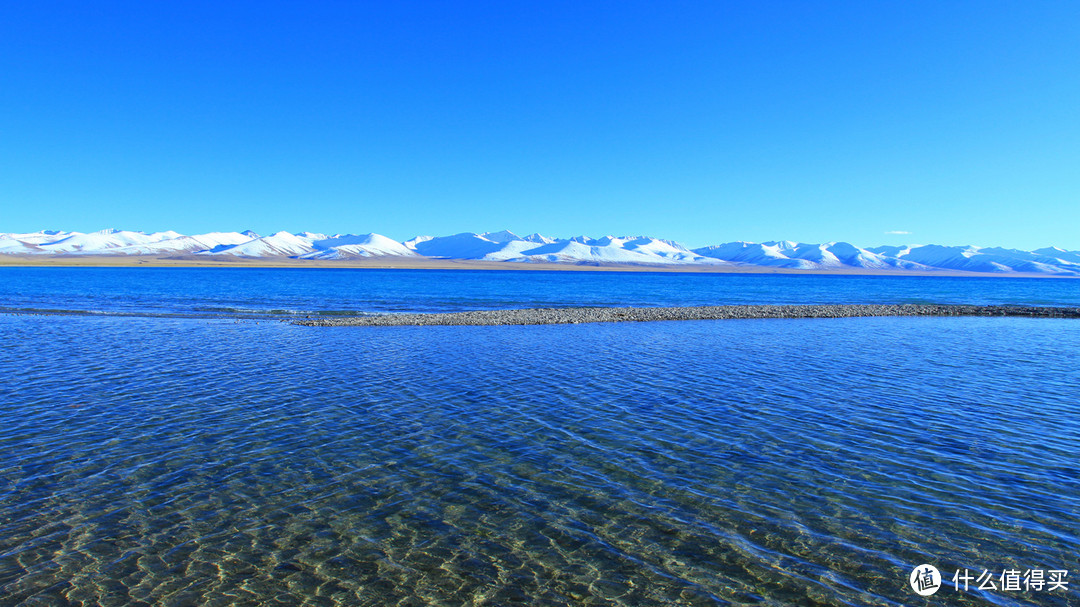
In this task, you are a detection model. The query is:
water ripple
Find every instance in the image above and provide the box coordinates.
[1,315,1078,605]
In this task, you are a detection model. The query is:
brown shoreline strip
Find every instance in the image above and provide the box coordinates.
[294,304,1080,327]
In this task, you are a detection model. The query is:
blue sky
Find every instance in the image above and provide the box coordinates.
[1,1,1077,249]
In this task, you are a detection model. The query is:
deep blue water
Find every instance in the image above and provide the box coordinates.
[1,269,1078,606]
[1,267,1078,317]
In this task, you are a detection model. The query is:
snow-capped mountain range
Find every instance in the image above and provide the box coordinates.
[2,229,1079,275]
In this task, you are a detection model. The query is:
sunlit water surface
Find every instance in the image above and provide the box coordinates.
[1,313,1078,606]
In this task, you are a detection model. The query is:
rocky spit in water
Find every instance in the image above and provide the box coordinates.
[295,304,1080,327]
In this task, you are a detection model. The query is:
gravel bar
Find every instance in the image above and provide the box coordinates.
[295,304,1080,327]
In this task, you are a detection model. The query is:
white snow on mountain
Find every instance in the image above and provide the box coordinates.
[514,236,715,265]
[692,240,1080,274]
[0,230,74,244]
[0,230,77,253]
[406,232,716,264]
[403,235,434,250]
[110,232,255,255]
[410,233,509,259]
[479,230,523,244]
[35,229,180,254]
[300,234,419,259]
[0,239,39,254]
[193,231,420,258]
[200,231,316,257]
[694,241,935,270]
[511,239,680,264]
[3,228,1080,274]
[693,242,794,266]
[523,233,555,244]
[863,244,1080,274]
[1033,247,1080,265]
[619,237,712,263]
[481,239,556,261]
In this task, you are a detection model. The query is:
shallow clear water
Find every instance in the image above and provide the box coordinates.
[1,267,1079,318]
[1,311,1078,606]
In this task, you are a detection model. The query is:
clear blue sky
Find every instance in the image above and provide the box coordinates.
[2,1,1077,249]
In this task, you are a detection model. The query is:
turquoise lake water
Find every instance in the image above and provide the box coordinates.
[1,268,1078,605]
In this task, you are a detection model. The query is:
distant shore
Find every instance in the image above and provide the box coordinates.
[295,304,1080,327]
[0,254,1076,278]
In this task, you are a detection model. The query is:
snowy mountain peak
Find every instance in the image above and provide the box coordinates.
[202,231,314,257]
[479,230,522,243]
[403,235,434,250]
[301,233,418,259]
[3,228,1079,274]
[523,233,555,244]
